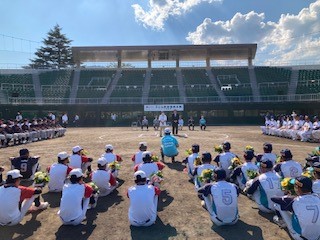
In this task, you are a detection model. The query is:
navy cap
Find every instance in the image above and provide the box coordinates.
[260,160,273,169]
[19,148,29,156]
[263,143,273,152]
[280,149,292,159]
[222,141,231,150]
[255,154,263,162]
[295,176,312,192]
[244,150,255,160]
[201,152,212,162]
[313,162,320,173]
[214,168,226,180]
[192,144,200,153]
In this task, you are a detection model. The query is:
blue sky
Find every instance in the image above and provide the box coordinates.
[0,0,319,67]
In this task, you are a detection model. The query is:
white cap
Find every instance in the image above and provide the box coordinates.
[139,142,147,147]
[105,144,113,150]
[142,151,152,160]
[7,169,23,179]
[134,170,146,180]
[97,157,107,166]
[164,128,171,134]
[72,145,82,153]
[57,151,69,160]
[69,168,84,178]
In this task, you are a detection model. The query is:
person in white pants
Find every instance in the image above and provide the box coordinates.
[127,170,160,227]
[198,168,239,226]
[58,169,94,226]
[0,170,48,226]
[271,176,320,240]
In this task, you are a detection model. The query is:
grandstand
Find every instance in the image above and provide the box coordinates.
[0,44,320,126]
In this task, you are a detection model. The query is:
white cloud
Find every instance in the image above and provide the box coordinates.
[132,0,223,31]
[186,0,320,64]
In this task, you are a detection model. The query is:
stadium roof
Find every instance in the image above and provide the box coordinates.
[72,44,257,63]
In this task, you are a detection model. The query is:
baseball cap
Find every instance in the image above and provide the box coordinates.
[222,141,231,150]
[105,144,113,150]
[244,150,255,160]
[139,142,147,150]
[97,157,107,166]
[72,145,82,153]
[57,151,69,161]
[142,151,152,161]
[280,149,293,159]
[69,168,84,178]
[260,160,273,169]
[164,128,171,134]
[313,162,320,173]
[192,144,200,153]
[134,170,146,180]
[294,176,312,192]
[202,152,212,162]
[214,168,226,180]
[19,148,29,156]
[263,143,273,152]
[6,169,23,179]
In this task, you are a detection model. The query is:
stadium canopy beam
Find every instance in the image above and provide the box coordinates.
[72,44,257,67]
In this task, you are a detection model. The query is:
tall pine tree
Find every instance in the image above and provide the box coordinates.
[30,24,73,69]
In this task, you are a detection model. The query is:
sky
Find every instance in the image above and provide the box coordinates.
[0,0,319,67]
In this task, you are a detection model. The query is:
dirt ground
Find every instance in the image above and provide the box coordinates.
[0,126,317,240]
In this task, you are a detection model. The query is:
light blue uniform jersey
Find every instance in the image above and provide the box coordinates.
[161,135,178,157]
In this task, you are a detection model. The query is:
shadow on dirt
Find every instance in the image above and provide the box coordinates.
[130,217,177,240]
[212,219,263,240]
[0,211,42,240]
[158,190,174,212]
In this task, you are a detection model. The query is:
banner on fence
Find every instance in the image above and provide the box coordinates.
[144,104,184,112]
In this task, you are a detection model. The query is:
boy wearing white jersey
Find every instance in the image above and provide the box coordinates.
[101,144,123,178]
[131,142,147,166]
[193,152,216,190]
[58,169,94,226]
[245,160,284,213]
[198,168,239,226]
[186,144,200,179]
[274,149,302,178]
[298,116,313,142]
[230,150,259,191]
[312,162,320,196]
[272,176,320,240]
[134,152,165,180]
[47,152,73,192]
[214,141,237,179]
[91,158,118,197]
[0,170,48,226]
[127,170,161,227]
[260,142,277,165]
[69,146,93,174]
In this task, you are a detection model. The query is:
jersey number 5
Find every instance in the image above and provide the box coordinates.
[222,189,233,205]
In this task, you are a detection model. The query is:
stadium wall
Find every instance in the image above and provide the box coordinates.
[1,102,319,127]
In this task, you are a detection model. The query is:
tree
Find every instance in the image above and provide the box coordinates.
[30,24,73,69]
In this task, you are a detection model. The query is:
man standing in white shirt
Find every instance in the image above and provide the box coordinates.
[61,113,68,128]
[158,111,167,137]
[127,170,161,227]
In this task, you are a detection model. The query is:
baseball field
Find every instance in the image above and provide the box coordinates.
[0,126,317,240]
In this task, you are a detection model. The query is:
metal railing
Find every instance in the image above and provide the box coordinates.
[5,93,320,105]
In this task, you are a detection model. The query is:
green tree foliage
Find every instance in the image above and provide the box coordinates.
[30,24,73,69]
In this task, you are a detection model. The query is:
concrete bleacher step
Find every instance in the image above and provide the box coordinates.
[288,69,299,95]
[206,68,227,102]
[142,68,151,104]
[69,69,80,104]
[248,67,260,102]
[101,69,122,104]
[32,72,43,104]
[176,68,186,102]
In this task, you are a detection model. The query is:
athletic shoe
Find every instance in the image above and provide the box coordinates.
[29,202,49,212]
[273,215,286,228]
[201,200,207,210]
